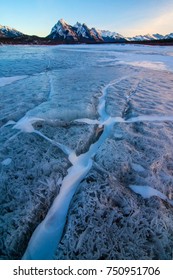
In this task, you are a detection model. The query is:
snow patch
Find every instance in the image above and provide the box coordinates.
[129,185,173,206]
[126,115,173,123]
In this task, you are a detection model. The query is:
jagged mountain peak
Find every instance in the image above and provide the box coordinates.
[0,24,23,38]
[98,29,124,40]
[48,19,126,43]
[57,18,71,28]
[59,18,67,24]
[49,19,78,41]
[127,33,168,41]
[165,32,173,39]
[73,22,91,39]
[73,21,82,28]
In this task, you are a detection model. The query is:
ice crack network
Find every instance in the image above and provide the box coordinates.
[8,74,173,260]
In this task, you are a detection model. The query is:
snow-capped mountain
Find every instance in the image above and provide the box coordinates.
[48,19,105,42]
[152,33,165,40]
[48,19,127,43]
[127,33,169,41]
[0,24,23,38]
[48,19,78,42]
[164,33,173,39]
[49,19,173,43]
[98,30,126,42]
[73,22,103,42]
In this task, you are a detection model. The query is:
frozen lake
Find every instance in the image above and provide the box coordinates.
[1,44,173,124]
[0,44,173,260]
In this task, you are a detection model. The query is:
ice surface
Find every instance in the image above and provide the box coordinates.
[123,61,167,71]
[1,158,12,166]
[131,163,145,172]
[22,152,93,259]
[59,44,173,72]
[1,44,173,260]
[0,75,27,87]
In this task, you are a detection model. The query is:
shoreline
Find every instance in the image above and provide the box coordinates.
[1,38,173,46]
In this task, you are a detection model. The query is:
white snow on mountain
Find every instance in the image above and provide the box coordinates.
[49,19,173,43]
[50,19,78,41]
[49,19,126,42]
[0,24,23,38]
[153,33,165,40]
[90,28,102,39]
[73,22,89,38]
[127,33,172,41]
[73,21,104,42]
[127,34,156,41]
[164,33,173,39]
[98,29,125,40]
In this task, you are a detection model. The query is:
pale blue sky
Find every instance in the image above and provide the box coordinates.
[1,0,173,37]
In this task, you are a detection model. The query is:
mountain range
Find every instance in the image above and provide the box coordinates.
[47,19,126,43]
[0,19,173,44]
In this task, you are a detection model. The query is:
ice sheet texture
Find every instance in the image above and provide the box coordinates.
[1,44,173,260]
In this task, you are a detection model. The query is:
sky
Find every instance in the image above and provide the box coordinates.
[0,0,173,37]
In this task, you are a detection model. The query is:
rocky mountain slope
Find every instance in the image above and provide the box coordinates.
[0,24,24,38]
[47,19,126,43]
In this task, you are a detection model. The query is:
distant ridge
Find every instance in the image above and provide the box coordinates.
[0,24,24,38]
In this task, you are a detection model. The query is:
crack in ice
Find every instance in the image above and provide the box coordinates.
[129,185,173,206]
